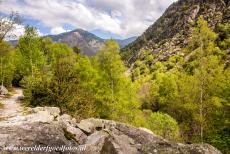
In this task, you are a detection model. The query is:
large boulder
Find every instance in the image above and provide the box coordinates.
[0,107,222,154]
[76,118,222,154]
[0,122,78,154]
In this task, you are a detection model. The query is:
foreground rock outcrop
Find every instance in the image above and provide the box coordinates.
[0,106,221,154]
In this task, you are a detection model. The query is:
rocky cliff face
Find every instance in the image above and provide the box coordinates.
[0,106,221,154]
[123,0,230,65]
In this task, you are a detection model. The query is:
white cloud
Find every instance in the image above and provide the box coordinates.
[0,0,178,37]
[51,27,68,35]
[1,17,24,40]
[5,24,24,40]
[1,17,44,40]
[6,25,44,40]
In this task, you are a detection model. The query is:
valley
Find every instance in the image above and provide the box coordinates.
[0,0,229,153]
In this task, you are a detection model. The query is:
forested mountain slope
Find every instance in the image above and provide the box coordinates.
[123,0,230,65]
[120,0,230,153]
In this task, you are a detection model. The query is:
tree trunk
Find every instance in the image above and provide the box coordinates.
[200,79,204,144]
[1,57,3,86]
[30,57,34,78]
[199,38,204,144]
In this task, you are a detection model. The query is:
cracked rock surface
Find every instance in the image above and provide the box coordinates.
[0,89,222,154]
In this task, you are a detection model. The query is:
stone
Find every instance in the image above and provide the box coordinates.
[25,111,54,123]
[76,118,104,134]
[82,131,109,154]
[0,122,77,154]
[101,133,138,154]
[17,95,25,100]
[0,85,8,95]
[138,127,154,135]
[0,105,222,154]
[44,107,60,117]
[29,107,44,113]
[58,114,77,129]
[85,131,109,145]
[27,107,60,118]
[66,125,87,144]
[123,0,229,68]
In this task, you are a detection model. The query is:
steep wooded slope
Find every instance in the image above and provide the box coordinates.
[123,0,230,65]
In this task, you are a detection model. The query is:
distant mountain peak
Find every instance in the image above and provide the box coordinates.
[8,28,137,56]
[47,29,136,56]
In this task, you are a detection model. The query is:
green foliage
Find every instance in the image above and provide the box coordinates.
[16,26,45,77]
[148,112,179,140]
[0,41,15,87]
[132,17,230,153]
[216,24,230,50]
[1,17,229,153]
[94,40,141,123]
[28,42,96,119]
[72,46,81,54]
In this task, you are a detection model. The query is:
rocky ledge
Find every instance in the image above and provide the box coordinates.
[0,107,221,154]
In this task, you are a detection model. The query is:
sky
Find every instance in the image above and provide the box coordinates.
[0,0,177,39]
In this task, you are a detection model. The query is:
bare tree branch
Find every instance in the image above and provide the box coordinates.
[0,12,21,42]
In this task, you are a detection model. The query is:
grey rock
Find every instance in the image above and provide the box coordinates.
[25,110,54,123]
[82,131,109,154]
[0,85,8,95]
[0,122,77,154]
[0,107,221,154]
[85,131,109,145]
[44,107,60,117]
[66,125,87,144]
[124,0,229,66]
[101,133,138,154]
[76,118,104,134]
[58,114,77,128]
[27,107,60,117]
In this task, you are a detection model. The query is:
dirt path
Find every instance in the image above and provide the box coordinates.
[0,88,24,120]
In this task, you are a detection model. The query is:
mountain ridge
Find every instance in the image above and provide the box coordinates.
[46,29,137,56]
[122,0,230,65]
[9,28,137,56]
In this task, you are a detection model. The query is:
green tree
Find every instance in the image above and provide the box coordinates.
[17,26,45,78]
[0,41,15,87]
[22,40,98,119]
[94,40,141,123]
[188,16,223,143]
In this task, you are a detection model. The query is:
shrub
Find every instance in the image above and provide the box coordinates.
[148,112,179,140]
